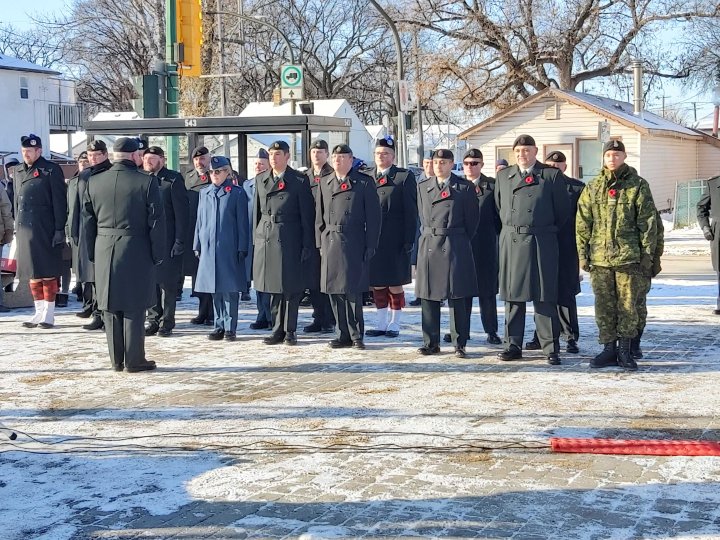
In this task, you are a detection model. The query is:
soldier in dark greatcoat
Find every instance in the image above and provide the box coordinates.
[416,149,480,358]
[303,139,336,334]
[409,151,434,306]
[142,146,189,337]
[698,175,720,315]
[316,144,382,349]
[443,148,502,346]
[14,134,68,329]
[495,135,571,366]
[526,151,585,354]
[253,140,315,346]
[364,137,417,339]
[84,137,165,372]
[184,146,213,325]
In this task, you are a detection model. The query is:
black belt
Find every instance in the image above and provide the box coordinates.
[510,225,557,234]
[261,215,299,224]
[422,227,465,236]
[326,224,362,232]
[97,227,143,236]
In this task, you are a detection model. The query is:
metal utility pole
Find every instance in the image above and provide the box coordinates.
[368,0,406,167]
[165,0,180,170]
[414,31,423,165]
[216,0,230,156]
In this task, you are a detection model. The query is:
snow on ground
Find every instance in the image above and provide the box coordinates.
[2,239,720,539]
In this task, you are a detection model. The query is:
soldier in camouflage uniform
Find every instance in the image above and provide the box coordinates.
[632,211,664,360]
[576,140,659,370]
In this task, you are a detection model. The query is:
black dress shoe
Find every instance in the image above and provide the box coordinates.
[566,339,579,354]
[241,292,251,302]
[385,330,399,338]
[714,309,720,315]
[76,307,93,318]
[352,339,365,350]
[328,339,353,349]
[408,298,421,306]
[304,321,322,333]
[284,331,298,345]
[158,328,172,337]
[443,333,452,343]
[486,332,502,345]
[365,329,386,337]
[207,329,225,341]
[455,347,467,358]
[250,320,270,330]
[145,323,159,336]
[175,292,183,301]
[22,322,38,328]
[204,319,214,326]
[112,364,124,372]
[299,294,312,307]
[126,360,156,373]
[525,336,541,350]
[263,333,286,345]
[547,353,561,365]
[418,344,440,355]
[224,331,236,341]
[83,317,104,331]
[320,325,335,334]
[190,315,206,325]
[0,305,9,313]
[38,322,54,329]
[498,345,522,361]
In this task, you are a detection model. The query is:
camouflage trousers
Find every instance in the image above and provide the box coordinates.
[589,265,644,344]
[636,275,652,335]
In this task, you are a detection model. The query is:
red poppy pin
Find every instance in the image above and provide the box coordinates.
[314,176,320,183]
[476,186,481,194]
[278,181,285,190]
[201,174,208,182]
[378,176,387,185]
[224,186,232,193]
[608,188,617,198]
[524,176,533,184]
[440,189,450,199]
[340,182,349,191]
[33,170,39,178]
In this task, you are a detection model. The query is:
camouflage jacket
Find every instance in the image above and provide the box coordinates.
[576,164,658,268]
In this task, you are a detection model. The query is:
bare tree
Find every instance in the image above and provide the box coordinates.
[0,24,67,69]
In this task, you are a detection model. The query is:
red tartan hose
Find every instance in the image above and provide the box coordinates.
[550,437,720,456]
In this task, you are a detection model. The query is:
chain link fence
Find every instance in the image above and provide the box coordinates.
[674,180,706,229]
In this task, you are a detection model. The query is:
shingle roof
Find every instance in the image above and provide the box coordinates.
[0,54,61,75]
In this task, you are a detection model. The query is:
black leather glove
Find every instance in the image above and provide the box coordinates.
[402,243,413,253]
[363,248,376,262]
[703,226,714,241]
[301,247,311,262]
[170,239,184,258]
[52,230,65,247]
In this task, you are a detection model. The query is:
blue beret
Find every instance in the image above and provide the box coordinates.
[113,137,139,152]
[269,140,290,152]
[495,159,509,167]
[210,156,231,169]
[21,134,42,148]
[257,148,269,159]
[432,149,454,161]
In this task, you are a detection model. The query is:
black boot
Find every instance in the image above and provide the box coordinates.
[631,329,643,359]
[590,341,618,369]
[83,316,104,331]
[55,293,68,308]
[525,332,541,350]
[617,338,638,371]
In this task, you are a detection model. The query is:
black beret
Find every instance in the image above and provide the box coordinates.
[191,146,209,159]
[423,150,434,160]
[145,146,165,157]
[257,148,269,159]
[432,149,454,161]
[87,140,107,152]
[464,148,483,160]
[375,137,395,150]
[210,156,231,169]
[546,151,566,163]
[269,140,290,152]
[332,144,353,155]
[77,151,88,161]
[5,158,20,168]
[113,137,139,153]
[512,134,536,148]
[603,140,625,153]
[135,138,148,151]
[20,134,42,148]
[311,139,329,151]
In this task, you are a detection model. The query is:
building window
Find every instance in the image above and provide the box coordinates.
[20,77,29,99]
[496,146,517,166]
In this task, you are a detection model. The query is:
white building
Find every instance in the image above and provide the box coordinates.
[0,54,82,168]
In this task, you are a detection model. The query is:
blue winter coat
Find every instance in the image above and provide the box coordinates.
[193,180,249,293]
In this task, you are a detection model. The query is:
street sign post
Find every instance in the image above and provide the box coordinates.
[280,65,304,101]
[598,120,611,143]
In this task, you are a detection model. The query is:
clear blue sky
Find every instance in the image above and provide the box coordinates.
[4,0,70,26]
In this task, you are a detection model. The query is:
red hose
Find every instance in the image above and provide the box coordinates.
[550,437,720,456]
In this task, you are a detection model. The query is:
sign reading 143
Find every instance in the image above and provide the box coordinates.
[280,65,303,88]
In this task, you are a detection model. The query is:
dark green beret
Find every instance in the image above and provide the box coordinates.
[464,148,483,160]
[546,151,566,163]
[603,140,625,153]
[145,146,165,157]
[20,134,42,148]
[432,149,454,161]
[311,139,328,151]
[87,140,107,152]
[269,140,290,152]
[332,144,353,155]
[512,134,536,148]
[113,137,139,153]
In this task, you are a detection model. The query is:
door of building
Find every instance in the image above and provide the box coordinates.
[578,139,603,182]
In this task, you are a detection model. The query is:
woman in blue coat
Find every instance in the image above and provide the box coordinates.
[193,156,249,341]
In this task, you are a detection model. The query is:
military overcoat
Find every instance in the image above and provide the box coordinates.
[415,174,480,301]
[252,167,315,294]
[194,180,249,294]
[183,168,211,277]
[469,174,501,298]
[494,163,571,303]
[698,175,720,271]
[315,169,382,294]
[365,165,417,286]
[14,156,67,279]
[557,175,585,303]
[304,162,334,289]
[84,160,165,311]
[154,167,189,286]
[67,159,112,283]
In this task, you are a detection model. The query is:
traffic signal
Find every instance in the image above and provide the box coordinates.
[176,0,203,77]
[130,75,160,118]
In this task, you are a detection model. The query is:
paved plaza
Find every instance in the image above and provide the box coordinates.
[2,242,720,539]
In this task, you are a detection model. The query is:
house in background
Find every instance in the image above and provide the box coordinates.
[458,88,720,211]
[0,54,83,174]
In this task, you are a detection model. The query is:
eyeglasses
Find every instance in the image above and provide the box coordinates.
[210,169,228,175]
[463,161,480,166]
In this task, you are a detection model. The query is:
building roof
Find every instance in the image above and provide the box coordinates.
[458,88,714,143]
[0,54,61,75]
[240,99,351,118]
